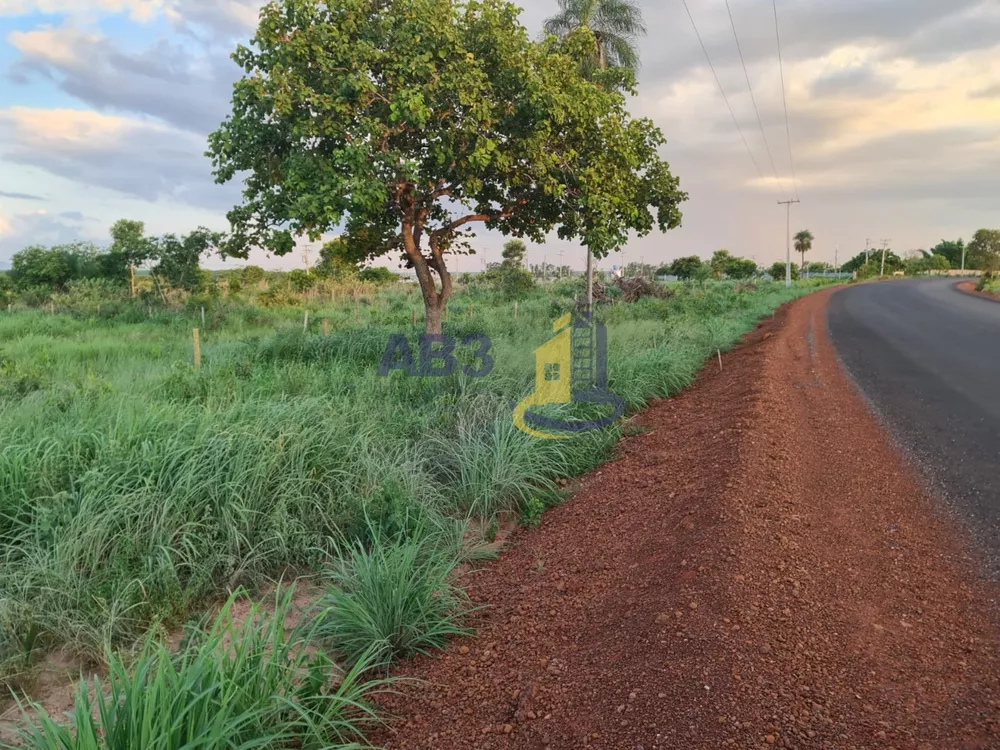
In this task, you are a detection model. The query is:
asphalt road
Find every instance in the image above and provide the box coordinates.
[827,278,1000,566]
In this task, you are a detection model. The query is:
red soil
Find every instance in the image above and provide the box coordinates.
[373,289,1000,750]
[956,281,1000,304]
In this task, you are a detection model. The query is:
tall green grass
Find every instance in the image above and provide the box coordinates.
[314,517,476,667]
[0,278,831,676]
[12,588,387,750]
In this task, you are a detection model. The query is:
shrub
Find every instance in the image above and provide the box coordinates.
[768,261,799,281]
[241,265,267,286]
[667,256,704,280]
[288,269,315,292]
[314,519,474,666]
[357,267,397,285]
[519,497,545,529]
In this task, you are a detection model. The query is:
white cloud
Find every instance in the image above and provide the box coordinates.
[0,0,161,22]
[2,0,1000,269]
[7,25,98,67]
[0,0,262,34]
[0,106,142,146]
[8,22,238,134]
[0,107,239,208]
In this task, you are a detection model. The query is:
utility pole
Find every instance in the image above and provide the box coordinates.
[961,242,967,272]
[558,248,565,279]
[880,239,891,277]
[835,245,839,275]
[865,238,871,266]
[586,250,594,310]
[778,199,801,288]
[542,254,547,283]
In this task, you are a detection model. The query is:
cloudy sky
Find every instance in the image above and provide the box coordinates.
[0,0,998,272]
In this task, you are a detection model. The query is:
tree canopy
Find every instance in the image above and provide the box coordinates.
[314,238,361,281]
[794,230,814,271]
[769,261,798,281]
[709,250,757,280]
[841,249,903,275]
[208,0,686,332]
[968,229,1000,278]
[543,0,646,79]
[667,255,704,280]
[930,238,965,269]
[151,229,221,292]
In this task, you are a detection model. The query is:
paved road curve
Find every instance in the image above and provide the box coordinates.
[828,278,1000,564]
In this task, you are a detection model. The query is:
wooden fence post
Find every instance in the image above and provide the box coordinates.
[303,309,310,333]
[193,328,201,370]
[201,306,206,328]
[322,318,331,336]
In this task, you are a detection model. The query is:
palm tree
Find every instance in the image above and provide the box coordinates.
[543,0,647,77]
[794,230,814,272]
[544,0,646,312]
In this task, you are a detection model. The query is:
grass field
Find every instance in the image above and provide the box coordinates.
[0,277,832,745]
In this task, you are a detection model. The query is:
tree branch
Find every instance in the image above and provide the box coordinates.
[429,198,530,240]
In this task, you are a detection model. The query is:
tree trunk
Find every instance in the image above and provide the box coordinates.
[424,295,444,335]
[400,215,450,336]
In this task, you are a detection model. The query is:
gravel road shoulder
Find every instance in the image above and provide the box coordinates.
[372,288,1000,750]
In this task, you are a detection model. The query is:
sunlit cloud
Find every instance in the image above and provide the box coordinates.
[1,0,999,266]
[0,0,162,22]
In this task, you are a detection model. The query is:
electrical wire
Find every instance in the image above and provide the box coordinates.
[772,0,799,198]
[723,0,780,185]
[680,0,768,185]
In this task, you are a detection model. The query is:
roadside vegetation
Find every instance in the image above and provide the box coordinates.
[0,265,833,736]
[12,589,389,750]
[0,0,845,746]
[836,232,1000,281]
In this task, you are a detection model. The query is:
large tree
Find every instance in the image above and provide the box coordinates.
[968,229,1000,280]
[794,230,814,272]
[109,219,154,297]
[152,229,221,292]
[543,0,646,77]
[209,0,684,334]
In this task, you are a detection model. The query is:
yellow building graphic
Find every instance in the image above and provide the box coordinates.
[513,311,623,439]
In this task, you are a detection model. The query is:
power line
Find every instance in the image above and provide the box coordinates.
[772,0,798,198]
[681,0,768,185]
[724,0,780,185]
